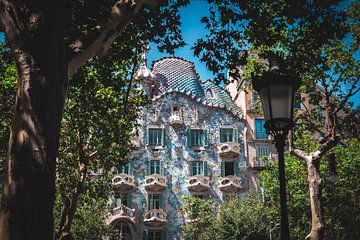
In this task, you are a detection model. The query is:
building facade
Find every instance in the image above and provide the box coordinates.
[225,78,278,193]
[106,57,247,240]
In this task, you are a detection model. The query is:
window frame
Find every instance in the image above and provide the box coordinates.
[150,160,161,175]
[254,118,268,139]
[146,126,165,148]
[256,146,270,159]
[148,194,162,210]
[188,128,208,148]
[189,161,208,176]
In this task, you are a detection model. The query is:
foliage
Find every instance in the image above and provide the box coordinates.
[261,138,360,240]
[0,41,16,175]
[214,193,273,240]
[179,193,275,240]
[53,185,114,240]
[54,41,148,238]
[193,0,351,83]
[180,196,215,240]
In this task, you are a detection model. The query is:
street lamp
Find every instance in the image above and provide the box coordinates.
[252,56,301,240]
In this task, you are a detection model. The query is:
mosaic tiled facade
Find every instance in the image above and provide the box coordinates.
[106,57,247,240]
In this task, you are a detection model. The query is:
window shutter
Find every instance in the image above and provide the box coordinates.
[128,160,134,175]
[160,160,164,176]
[146,128,149,146]
[220,162,225,177]
[188,162,193,176]
[145,161,150,176]
[203,161,208,176]
[143,230,148,240]
[234,161,240,176]
[203,129,208,147]
[187,129,192,147]
[220,129,224,143]
[161,128,165,146]
[149,194,153,210]
[233,128,239,142]
[127,193,132,207]
[159,195,163,209]
[162,226,167,240]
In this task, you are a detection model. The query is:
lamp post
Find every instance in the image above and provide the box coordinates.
[252,56,301,240]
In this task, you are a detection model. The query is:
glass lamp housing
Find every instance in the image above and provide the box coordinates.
[252,58,301,133]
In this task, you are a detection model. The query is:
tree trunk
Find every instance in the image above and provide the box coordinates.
[0,2,67,239]
[305,158,324,240]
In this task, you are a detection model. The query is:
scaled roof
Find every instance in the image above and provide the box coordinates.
[150,57,242,119]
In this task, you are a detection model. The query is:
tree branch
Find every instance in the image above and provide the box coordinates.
[313,139,339,160]
[67,0,161,78]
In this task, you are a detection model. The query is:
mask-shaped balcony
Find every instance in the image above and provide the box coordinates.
[106,204,136,227]
[144,174,167,192]
[112,173,135,192]
[169,111,183,125]
[186,175,210,193]
[143,209,168,228]
[218,175,242,193]
[217,142,240,158]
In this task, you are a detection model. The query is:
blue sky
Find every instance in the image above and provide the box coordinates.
[1,1,359,106]
[147,1,213,80]
[147,1,359,107]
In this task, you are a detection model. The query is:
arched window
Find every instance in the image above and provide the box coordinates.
[206,88,215,98]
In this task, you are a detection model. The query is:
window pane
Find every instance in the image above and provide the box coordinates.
[121,164,129,174]
[149,129,163,146]
[150,161,160,174]
[149,194,160,210]
[191,162,203,175]
[220,128,233,143]
[257,146,270,158]
[148,230,162,240]
[190,129,204,146]
[115,193,128,207]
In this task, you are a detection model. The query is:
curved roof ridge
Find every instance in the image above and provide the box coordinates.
[150,57,242,119]
[151,56,201,81]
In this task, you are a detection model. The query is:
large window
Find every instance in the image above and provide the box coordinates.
[188,129,208,147]
[220,161,239,177]
[114,193,131,207]
[147,230,162,240]
[220,128,238,143]
[256,146,270,159]
[148,194,162,210]
[113,163,132,175]
[190,161,208,176]
[147,128,164,147]
[255,119,268,139]
[149,160,164,175]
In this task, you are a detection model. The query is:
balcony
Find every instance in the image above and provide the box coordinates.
[169,111,183,125]
[143,209,168,228]
[112,173,135,192]
[250,157,268,169]
[145,174,167,192]
[186,175,210,193]
[106,204,136,227]
[218,175,242,193]
[217,142,240,158]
